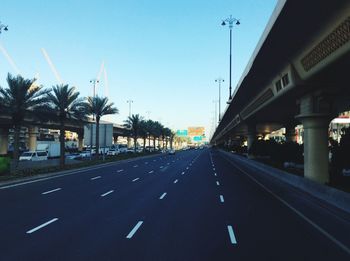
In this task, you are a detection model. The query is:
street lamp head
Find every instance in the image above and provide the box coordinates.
[221,21,226,26]
[4,26,8,31]
[236,20,240,25]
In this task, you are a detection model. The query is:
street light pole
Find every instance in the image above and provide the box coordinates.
[0,21,8,34]
[221,15,240,101]
[215,78,224,122]
[127,100,133,118]
[90,79,99,98]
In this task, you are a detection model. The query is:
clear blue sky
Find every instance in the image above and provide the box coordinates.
[0,0,277,137]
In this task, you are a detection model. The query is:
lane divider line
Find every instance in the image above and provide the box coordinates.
[91,176,101,180]
[117,169,124,173]
[159,192,167,200]
[148,170,154,174]
[220,195,225,203]
[42,188,61,195]
[174,179,178,184]
[126,221,143,239]
[133,165,138,168]
[216,181,220,186]
[132,178,140,182]
[101,190,114,197]
[181,171,185,175]
[26,218,59,234]
[227,225,237,245]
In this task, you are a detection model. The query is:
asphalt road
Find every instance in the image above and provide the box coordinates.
[0,148,349,260]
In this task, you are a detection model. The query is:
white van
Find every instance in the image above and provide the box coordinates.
[19,151,48,161]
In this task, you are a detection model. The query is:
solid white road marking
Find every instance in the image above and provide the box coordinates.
[159,192,167,199]
[213,168,216,171]
[181,171,185,175]
[216,181,220,186]
[126,221,143,239]
[227,225,237,244]
[132,178,140,182]
[117,169,124,173]
[133,165,138,168]
[214,173,217,176]
[225,157,350,255]
[220,195,225,203]
[101,190,114,197]
[160,166,164,169]
[174,179,178,184]
[148,170,154,174]
[26,218,58,234]
[91,176,101,180]
[186,167,189,170]
[42,188,61,195]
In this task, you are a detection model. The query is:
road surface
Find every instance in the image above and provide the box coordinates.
[0,148,349,260]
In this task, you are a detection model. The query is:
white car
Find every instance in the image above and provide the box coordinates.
[19,151,48,161]
[107,148,119,156]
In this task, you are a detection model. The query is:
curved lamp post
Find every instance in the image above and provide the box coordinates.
[221,15,240,101]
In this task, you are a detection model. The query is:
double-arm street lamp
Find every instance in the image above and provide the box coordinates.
[221,15,240,101]
[90,79,99,98]
[0,21,8,34]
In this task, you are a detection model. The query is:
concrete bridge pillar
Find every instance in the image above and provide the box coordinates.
[78,132,84,151]
[298,116,330,184]
[296,94,332,184]
[113,135,119,144]
[285,125,297,142]
[247,124,256,153]
[28,126,38,151]
[0,128,9,155]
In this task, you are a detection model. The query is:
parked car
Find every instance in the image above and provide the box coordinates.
[80,150,92,158]
[65,153,82,160]
[107,148,119,156]
[168,149,175,155]
[19,151,48,161]
[117,144,128,154]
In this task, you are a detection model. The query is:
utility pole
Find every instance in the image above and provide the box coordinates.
[127,100,134,118]
[215,78,224,122]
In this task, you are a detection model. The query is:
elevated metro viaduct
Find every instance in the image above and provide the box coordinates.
[210,0,350,184]
[0,115,129,155]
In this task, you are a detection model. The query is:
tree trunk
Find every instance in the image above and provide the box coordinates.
[153,137,156,150]
[59,122,65,168]
[95,117,100,159]
[165,138,168,150]
[133,136,137,152]
[143,137,146,151]
[148,135,151,149]
[13,125,20,166]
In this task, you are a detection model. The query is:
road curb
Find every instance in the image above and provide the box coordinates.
[219,150,350,214]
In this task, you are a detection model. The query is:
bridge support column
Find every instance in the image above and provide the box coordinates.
[28,126,38,151]
[296,94,332,184]
[285,125,297,142]
[298,116,330,184]
[0,128,9,155]
[78,132,84,151]
[113,135,118,144]
[247,124,256,156]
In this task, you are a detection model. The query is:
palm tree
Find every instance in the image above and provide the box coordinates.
[139,120,149,152]
[47,84,87,167]
[0,74,49,162]
[163,127,172,150]
[87,96,118,158]
[151,121,163,151]
[124,114,143,152]
[169,131,176,149]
